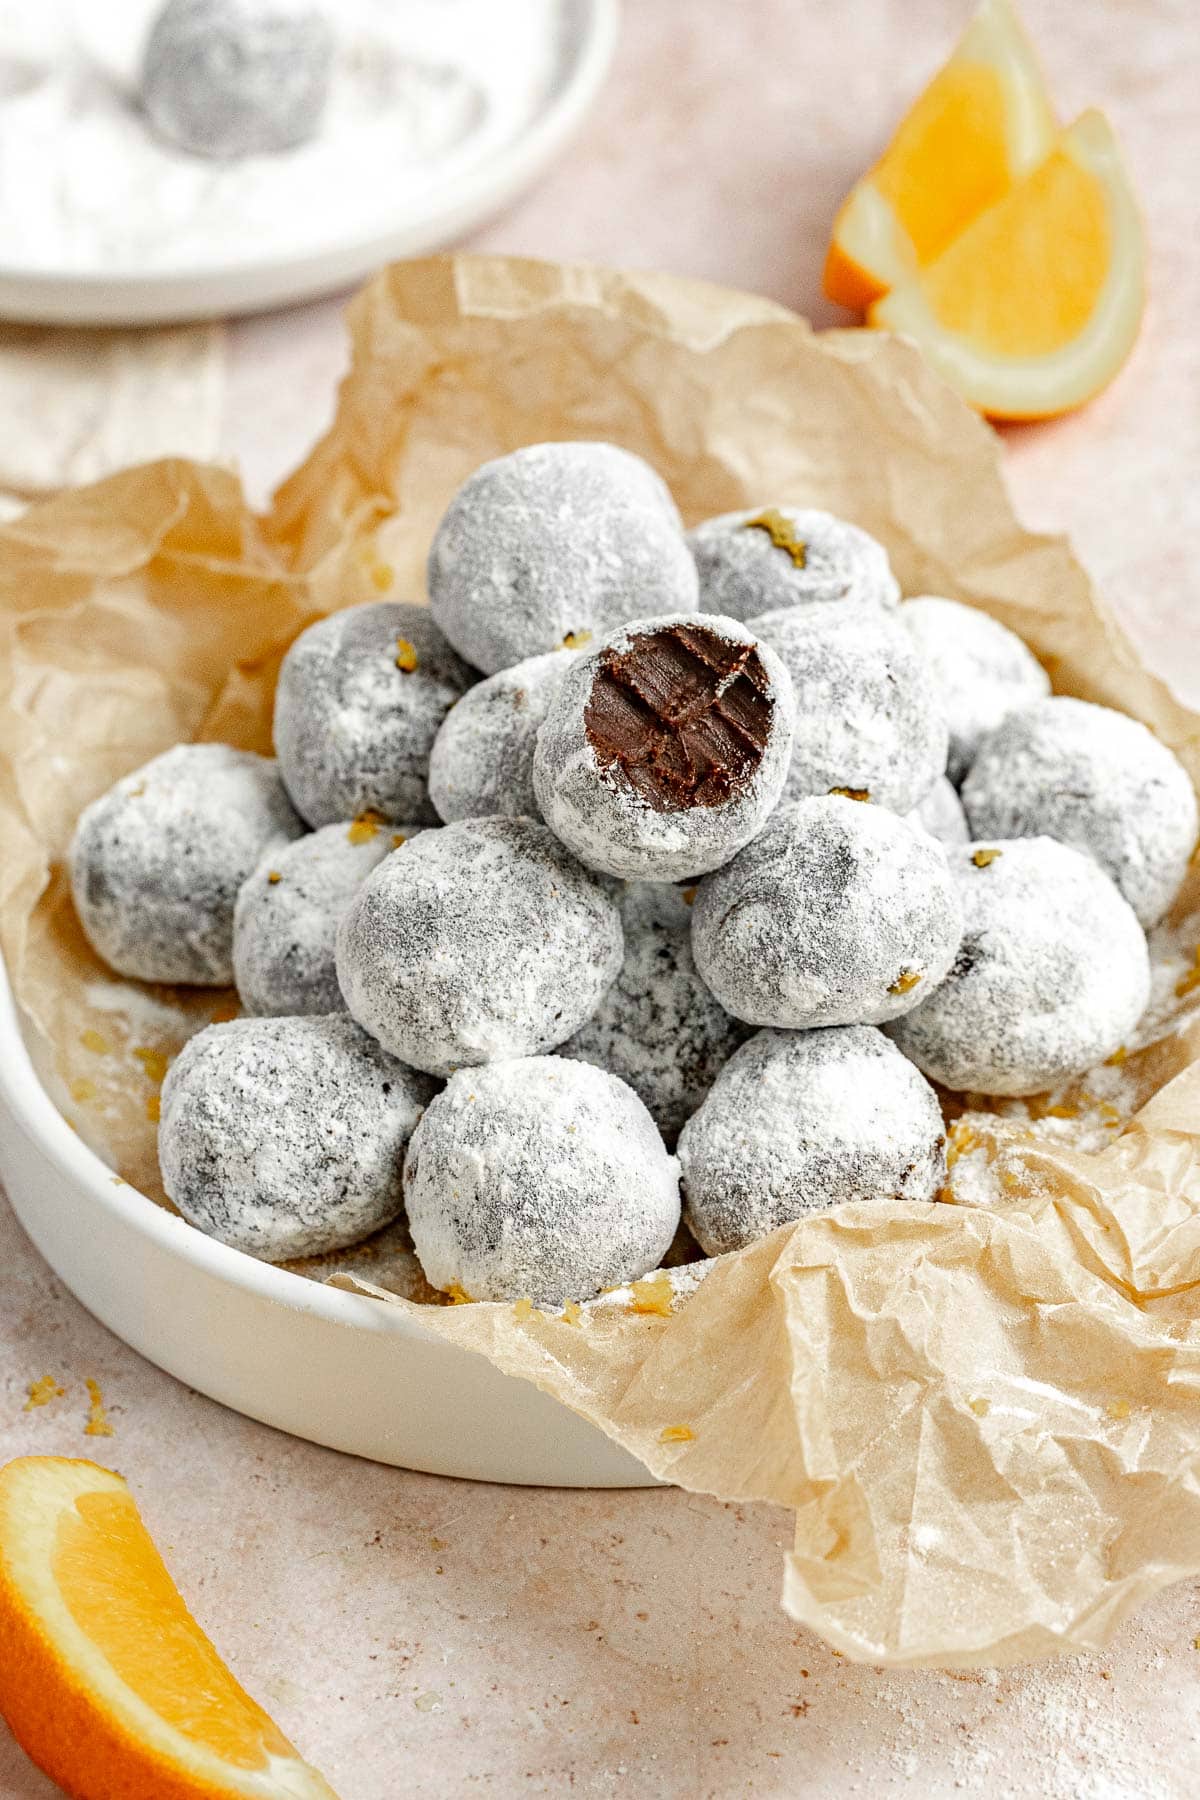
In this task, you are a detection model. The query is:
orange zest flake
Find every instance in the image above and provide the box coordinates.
[972,847,1002,868]
[1105,1045,1127,1066]
[370,561,395,593]
[145,1094,161,1124]
[888,969,921,996]
[132,1046,169,1084]
[445,1282,474,1306]
[512,1297,534,1323]
[560,1300,583,1327]
[628,1274,674,1318]
[560,630,593,651]
[69,1078,97,1105]
[945,1122,985,1169]
[84,1380,114,1439]
[391,833,408,849]
[1041,1102,1079,1121]
[829,786,871,802]
[266,870,282,886]
[79,1029,109,1056]
[681,886,698,906]
[1175,947,1200,999]
[347,810,385,845]
[24,1377,65,1411]
[395,638,419,673]
[967,1396,990,1418]
[658,1423,694,1444]
[742,508,807,567]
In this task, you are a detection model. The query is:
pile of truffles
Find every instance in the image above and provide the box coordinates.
[69,441,1198,1307]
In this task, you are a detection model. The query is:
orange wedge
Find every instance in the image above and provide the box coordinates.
[869,110,1145,419]
[0,1457,338,1800]
[824,0,1056,309]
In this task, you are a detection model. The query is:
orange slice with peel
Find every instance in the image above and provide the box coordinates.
[824,0,1056,309]
[0,1457,338,1800]
[869,110,1145,420]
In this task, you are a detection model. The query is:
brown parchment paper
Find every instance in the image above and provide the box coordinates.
[4,256,1200,1669]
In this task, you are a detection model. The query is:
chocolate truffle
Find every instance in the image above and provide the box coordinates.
[427,648,575,824]
[336,816,623,1076]
[405,1057,681,1305]
[533,614,796,881]
[689,505,899,622]
[902,595,1050,783]
[232,816,425,1017]
[887,837,1151,1096]
[69,743,304,987]
[427,442,699,675]
[159,1014,435,1260]
[561,882,751,1144]
[690,795,963,1030]
[273,601,474,829]
[678,1026,946,1256]
[141,0,334,160]
[909,776,970,849]
[751,601,948,813]
[961,697,1198,926]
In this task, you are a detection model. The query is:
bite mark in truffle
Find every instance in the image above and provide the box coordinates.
[584,623,773,813]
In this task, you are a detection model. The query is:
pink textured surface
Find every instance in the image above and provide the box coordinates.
[4,2,1200,1795]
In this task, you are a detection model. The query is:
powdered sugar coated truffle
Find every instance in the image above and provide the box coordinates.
[273,601,473,829]
[159,1014,436,1260]
[405,1057,681,1305]
[142,0,334,159]
[70,743,304,987]
[961,697,1198,926]
[561,881,751,1144]
[428,442,699,676]
[691,795,963,1029]
[751,601,948,813]
[689,505,899,623]
[902,596,1050,783]
[533,613,796,881]
[233,817,425,1017]
[428,649,575,824]
[887,837,1151,1096]
[678,1026,946,1256]
[336,816,623,1076]
[909,776,970,849]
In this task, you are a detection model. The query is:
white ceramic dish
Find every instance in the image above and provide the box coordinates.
[0,0,619,325]
[0,957,655,1486]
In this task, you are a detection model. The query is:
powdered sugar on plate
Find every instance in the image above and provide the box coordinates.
[0,0,569,275]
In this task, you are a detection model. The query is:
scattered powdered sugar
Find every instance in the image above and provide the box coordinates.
[0,0,567,272]
[404,1057,681,1305]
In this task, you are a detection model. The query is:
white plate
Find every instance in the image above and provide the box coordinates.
[0,957,655,1486]
[0,0,619,325]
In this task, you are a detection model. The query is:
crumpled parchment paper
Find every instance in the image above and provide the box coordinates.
[4,255,1200,1668]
